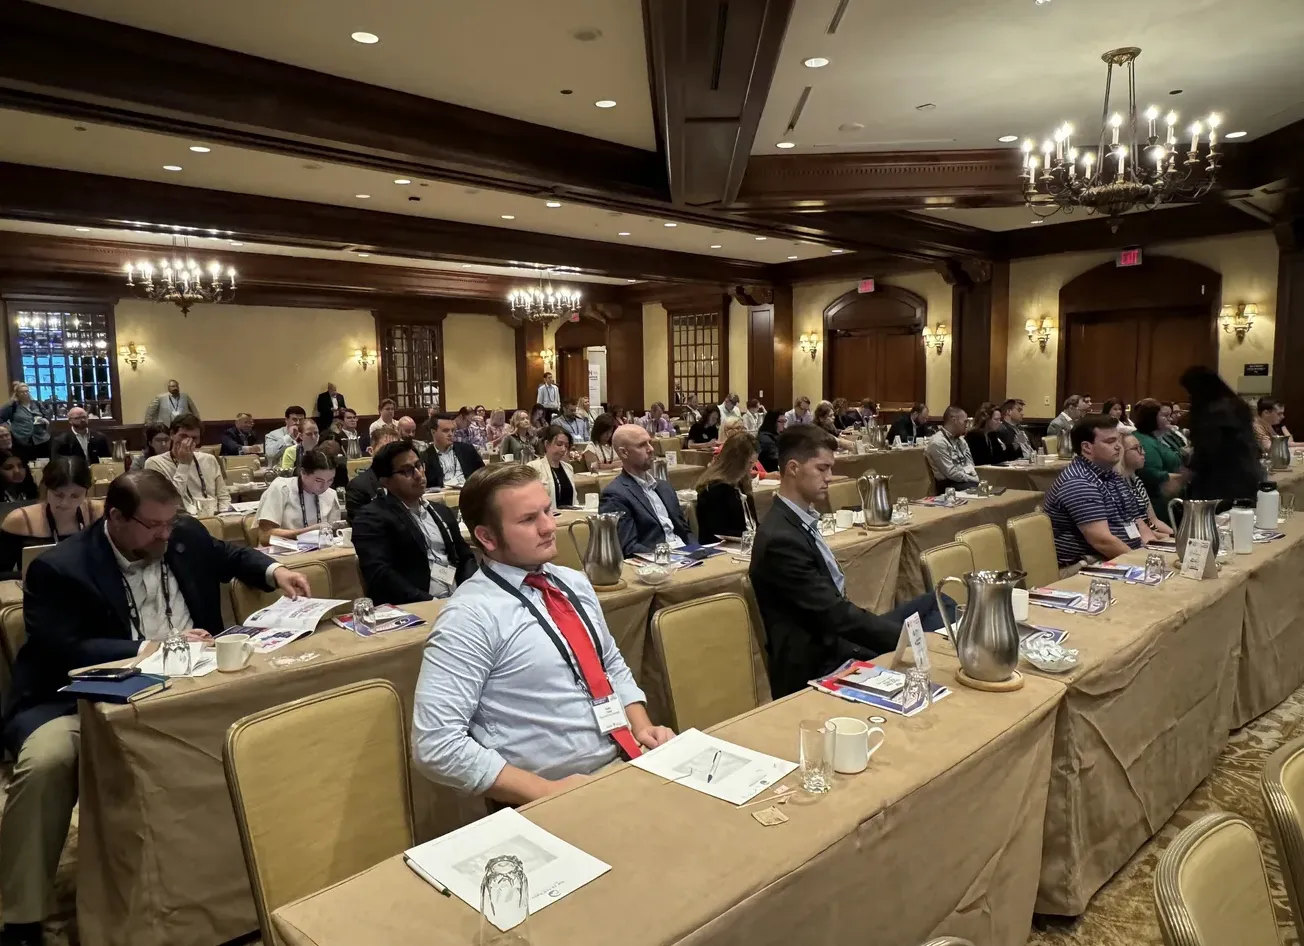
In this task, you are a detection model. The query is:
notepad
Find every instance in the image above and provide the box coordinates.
[60,673,169,703]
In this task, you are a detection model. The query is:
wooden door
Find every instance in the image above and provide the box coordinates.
[748,305,775,403]
[1065,316,1141,404]
[831,334,873,402]
[876,331,921,410]
[1138,306,1216,403]
[1066,307,1214,405]
[558,349,587,402]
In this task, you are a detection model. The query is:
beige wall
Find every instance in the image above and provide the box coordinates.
[114,300,376,421]
[728,299,749,398]
[892,270,954,411]
[443,312,517,410]
[642,303,668,407]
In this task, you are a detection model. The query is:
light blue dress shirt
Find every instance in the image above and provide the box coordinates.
[777,495,846,595]
[557,414,591,442]
[264,425,295,466]
[633,472,685,548]
[408,501,454,598]
[411,559,647,795]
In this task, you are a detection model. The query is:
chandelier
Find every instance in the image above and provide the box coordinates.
[1020,47,1222,231]
[124,239,236,316]
[507,270,581,323]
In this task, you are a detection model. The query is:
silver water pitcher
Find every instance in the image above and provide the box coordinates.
[345,436,361,460]
[1168,497,1221,568]
[934,570,1026,682]
[568,512,625,586]
[653,457,669,482]
[863,424,886,451]
[857,472,893,529]
[1056,435,1073,460]
[517,443,535,465]
[111,439,127,463]
[1269,434,1292,471]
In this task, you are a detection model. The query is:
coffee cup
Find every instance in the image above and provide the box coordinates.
[333,527,353,548]
[828,716,886,774]
[1011,588,1030,623]
[834,508,855,530]
[216,633,254,672]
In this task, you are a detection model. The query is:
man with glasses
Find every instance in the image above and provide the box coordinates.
[0,471,310,946]
[353,440,475,605]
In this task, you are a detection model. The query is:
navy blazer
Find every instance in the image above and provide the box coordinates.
[352,492,476,605]
[423,442,485,489]
[2,517,277,754]
[598,471,693,556]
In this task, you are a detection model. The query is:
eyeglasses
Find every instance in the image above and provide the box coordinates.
[131,514,179,533]
[393,463,426,478]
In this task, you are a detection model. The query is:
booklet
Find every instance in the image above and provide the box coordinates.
[243,596,351,634]
[1029,587,1108,614]
[809,659,951,717]
[629,728,798,805]
[1079,563,1168,585]
[332,605,425,637]
[218,624,314,654]
[911,495,968,508]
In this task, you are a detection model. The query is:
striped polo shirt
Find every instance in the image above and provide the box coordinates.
[1043,456,1147,566]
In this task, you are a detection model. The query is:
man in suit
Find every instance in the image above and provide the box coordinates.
[220,412,263,456]
[0,471,310,946]
[49,406,110,464]
[315,382,346,432]
[143,378,199,427]
[599,424,692,556]
[353,440,475,605]
[344,426,399,522]
[424,415,484,490]
[749,424,953,698]
[887,403,931,445]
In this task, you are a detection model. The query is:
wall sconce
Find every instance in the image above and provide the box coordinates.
[117,341,148,371]
[1219,303,1257,342]
[798,332,820,359]
[921,323,949,355]
[1025,315,1054,351]
[353,346,378,370]
[534,348,557,372]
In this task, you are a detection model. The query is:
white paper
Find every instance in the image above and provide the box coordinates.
[1180,538,1211,580]
[403,808,610,929]
[295,529,326,550]
[136,641,218,677]
[243,596,350,633]
[629,728,798,805]
[664,451,678,466]
[225,500,261,515]
[903,612,930,671]
[268,535,300,552]
[240,626,315,653]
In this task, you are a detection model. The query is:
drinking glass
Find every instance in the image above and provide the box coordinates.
[892,497,911,525]
[159,631,193,677]
[1144,552,1167,584]
[1216,525,1233,563]
[653,542,672,566]
[478,854,531,943]
[902,666,932,711]
[798,719,833,794]
[738,526,756,559]
[1087,577,1112,613]
[943,487,958,505]
[819,513,837,536]
[1282,494,1295,521]
[351,597,376,636]
[238,469,251,484]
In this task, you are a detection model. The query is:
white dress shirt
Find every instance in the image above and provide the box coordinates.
[718,402,742,422]
[632,471,685,548]
[255,476,341,530]
[407,500,455,598]
[264,426,296,466]
[742,411,763,434]
[536,383,561,410]
[435,447,467,487]
[144,451,231,513]
[72,429,91,460]
[108,531,193,641]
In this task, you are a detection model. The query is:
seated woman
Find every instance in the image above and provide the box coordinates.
[756,409,787,472]
[500,411,535,459]
[814,401,858,452]
[529,404,549,435]
[694,433,760,543]
[1131,399,1186,526]
[256,449,342,545]
[965,403,1020,466]
[526,424,577,509]
[1102,398,1136,434]
[318,437,349,490]
[279,418,322,471]
[0,449,39,504]
[0,454,100,576]
[128,423,172,473]
[484,409,508,448]
[583,413,621,472]
[687,406,721,445]
[1119,432,1173,537]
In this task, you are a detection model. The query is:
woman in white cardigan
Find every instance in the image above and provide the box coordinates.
[526,423,578,509]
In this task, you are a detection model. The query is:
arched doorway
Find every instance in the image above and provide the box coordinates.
[822,285,927,411]
[1058,255,1221,406]
[554,315,607,403]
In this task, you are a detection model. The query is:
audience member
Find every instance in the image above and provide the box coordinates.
[369,398,398,437]
[255,449,341,544]
[411,463,673,802]
[0,383,51,461]
[338,408,365,455]
[1044,415,1155,566]
[527,424,577,509]
[695,433,760,543]
[131,424,172,473]
[451,407,487,449]
[50,406,111,464]
[925,406,979,490]
[857,399,878,425]
[425,415,485,489]
[965,403,1019,466]
[998,398,1035,459]
[1254,398,1292,454]
[742,398,765,433]
[639,402,675,436]
[143,378,199,427]
[220,413,262,456]
[687,406,721,445]
[315,381,346,431]
[529,404,550,434]
[887,403,930,444]
[718,393,742,422]
[0,426,12,452]
[0,471,308,945]
[576,397,595,423]
[536,372,561,412]
[484,409,508,448]
[813,401,839,436]
[1181,365,1261,503]
[1046,395,1085,439]
[1101,398,1135,433]
[0,450,37,504]
[500,411,535,459]
[396,415,429,454]
[600,424,692,555]
[264,405,306,466]
[782,396,813,427]
[353,440,475,605]
[831,397,861,431]
[0,456,100,578]
[756,409,787,472]
[344,426,399,522]
[583,414,621,471]
[278,418,322,471]
[318,438,348,491]
[1119,433,1174,538]
[556,399,592,443]
[1131,399,1187,526]
[749,424,954,697]
[144,414,230,514]
[1160,402,1191,453]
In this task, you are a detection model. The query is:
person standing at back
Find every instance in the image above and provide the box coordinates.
[143,379,199,427]
[315,382,346,432]
[1180,365,1261,503]
[536,372,561,412]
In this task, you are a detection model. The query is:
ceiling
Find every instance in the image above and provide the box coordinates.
[913,203,1190,232]
[32,0,658,149]
[757,0,1304,155]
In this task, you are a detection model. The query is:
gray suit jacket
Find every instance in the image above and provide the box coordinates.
[598,471,693,556]
[144,392,200,426]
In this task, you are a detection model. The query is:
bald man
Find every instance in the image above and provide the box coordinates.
[598,424,693,556]
[397,415,429,454]
[51,406,111,464]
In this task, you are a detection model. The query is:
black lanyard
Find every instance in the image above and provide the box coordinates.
[297,480,320,526]
[176,452,209,499]
[45,504,85,544]
[482,565,606,688]
[407,502,451,563]
[121,561,174,638]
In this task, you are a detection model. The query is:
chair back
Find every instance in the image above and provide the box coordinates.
[0,603,24,671]
[1262,736,1304,944]
[554,518,587,572]
[346,458,370,477]
[650,593,759,731]
[242,514,260,547]
[199,444,222,457]
[920,542,975,605]
[195,516,224,541]
[817,477,862,516]
[915,939,976,946]
[224,680,414,945]
[91,461,123,482]
[1007,512,1059,589]
[956,523,1009,573]
[231,562,331,624]
[224,455,261,476]
[20,543,55,580]
[1154,812,1281,946]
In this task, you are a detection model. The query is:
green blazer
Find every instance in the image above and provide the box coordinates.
[1135,430,1183,524]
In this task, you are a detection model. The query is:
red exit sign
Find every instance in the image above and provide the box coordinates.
[1117,247,1143,268]
[857,278,876,293]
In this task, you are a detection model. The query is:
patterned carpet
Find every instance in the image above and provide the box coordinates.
[11,684,1304,946]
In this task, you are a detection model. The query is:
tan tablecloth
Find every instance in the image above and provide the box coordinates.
[680,447,714,467]
[1271,464,1304,502]
[272,657,1064,946]
[976,459,1069,493]
[1229,520,1304,726]
[833,448,933,499]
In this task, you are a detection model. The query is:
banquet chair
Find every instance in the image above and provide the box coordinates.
[920,543,974,606]
[914,938,975,946]
[242,514,260,547]
[224,679,414,946]
[346,458,370,477]
[224,455,261,477]
[90,461,124,482]
[0,603,24,672]
[1261,736,1304,943]
[955,523,1010,573]
[817,478,861,515]
[199,444,222,457]
[1042,435,1059,454]
[196,516,224,541]
[1153,812,1281,946]
[555,518,587,572]
[231,562,331,624]
[651,593,759,731]
[1007,512,1059,589]
[20,542,54,579]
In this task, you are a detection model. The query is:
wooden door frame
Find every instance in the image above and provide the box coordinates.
[822,284,927,405]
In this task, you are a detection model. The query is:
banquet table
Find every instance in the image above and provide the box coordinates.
[270,655,1065,946]
[975,459,1070,493]
[832,447,934,499]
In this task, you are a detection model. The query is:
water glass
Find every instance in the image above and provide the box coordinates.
[351,597,376,636]
[819,513,837,536]
[1144,552,1167,583]
[478,854,530,941]
[1216,525,1234,563]
[1282,494,1295,521]
[238,469,251,484]
[902,666,932,711]
[944,487,958,505]
[738,526,756,559]
[798,719,833,794]
[892,497,911,525]
[159,631,193,677]
[1087,577,1112,613]
[653,542,672,566]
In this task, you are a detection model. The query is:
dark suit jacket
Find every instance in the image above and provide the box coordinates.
[966,430,1019,467]
[888,416,930,444]
[599,471,693,556]
[345,468,380,522]
[748,499,900,698]
[50,429,112,465]
[423,442,485,489]
[695,482,756,543]
[315,391,347,430]
[352,493,475,605]
[3,518,276,753]
[220,426,259,456]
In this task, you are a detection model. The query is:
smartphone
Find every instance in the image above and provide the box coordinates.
[70,667,140,682]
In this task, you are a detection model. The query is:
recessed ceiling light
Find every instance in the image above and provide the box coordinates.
[776,141,796,149]
[75,227,90,232]
[1225,131,1248,139]
[997,135,1019,143]
[355,194,370,199]
[162,165,182,171]
[595,100,617,108]
[351,31,379,44]
[461,263,475,268]
[709,244,722,248]
[838,122,865,133]
[618,231,631,236]
[570,27,603,42]
[663,222,677,227]
[546,200,562,208]
[626,278,637,283]
[501,214,516,220]
[394,178,411,185]
[787,255,799,259]
[831,248,846,253]
[355,252,371,257]
[1030,219,1045,225]
[755,236,767,241]
[803,57,829,68]
[188,145,211,153]
[229,241,244,246]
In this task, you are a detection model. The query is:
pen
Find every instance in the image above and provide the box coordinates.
[706,749,722,783]
[403,854,452,897]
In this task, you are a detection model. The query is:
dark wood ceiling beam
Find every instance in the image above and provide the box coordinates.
[748,209,997,260]
[643,0,795,208]
[994,201,1268,258]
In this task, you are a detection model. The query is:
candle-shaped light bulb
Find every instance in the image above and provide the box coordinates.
[1068,147,1079,179]
[1027,156,1039,174]
[1190,121,1203,151]
[1145,105,1159,139]
[1116,145,1128,178]
[208,261,221,276]
[124,262,134,284]
[227,267,236,288]
[1110,112,1122,145]
[1207,113,1221,149]
[1082,150,1095,170]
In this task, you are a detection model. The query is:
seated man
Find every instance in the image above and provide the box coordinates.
[396,415,428,454]
[1254,397,1292,454]
[599,424,692,556]
[749,425,954,698]
[353,440,475,604]
[411,464,674,803]
[556,398,592,443]
[0,472,309,946]
[1046,395,1084,439]
[264,405,306,467]
[638,401,674,436]
[887,403,930,444]
[424,415,485,489]
[220,412,262,457]
[924,405,979,491]
[1044,415,1157,567]
[998,398,1035,460]
[49,406,111,465]
[143,413,230,514]
[338,407,366,455]
[344,426,398,522]
[782,396,813,427]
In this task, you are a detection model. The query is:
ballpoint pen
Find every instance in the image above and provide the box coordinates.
[706,749,722,783]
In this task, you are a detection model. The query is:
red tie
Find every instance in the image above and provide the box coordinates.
[523,573,642,760]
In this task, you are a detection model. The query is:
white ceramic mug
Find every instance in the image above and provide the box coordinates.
[834,508,855,530]
[216,633,255,672]
[828,716,887,774]
[333,527,353,548]
[1011,588,1030,623]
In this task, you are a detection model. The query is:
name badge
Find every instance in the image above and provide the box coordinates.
[431,563,457,586]
[591,693,629,735]
[1124,522,1141,540]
